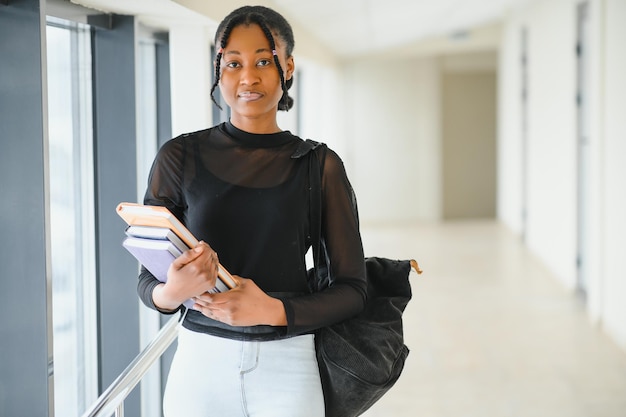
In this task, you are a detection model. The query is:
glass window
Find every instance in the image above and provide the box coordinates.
[46,17,98,417]
[136,36,163,416]
[137,38,159,191]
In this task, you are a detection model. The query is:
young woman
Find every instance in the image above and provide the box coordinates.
[137,6,366,416]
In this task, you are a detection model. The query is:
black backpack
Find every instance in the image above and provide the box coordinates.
[296,140,421,417]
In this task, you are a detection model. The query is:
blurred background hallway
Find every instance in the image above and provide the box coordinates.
[361,221,626,417]
[3,0,626,415]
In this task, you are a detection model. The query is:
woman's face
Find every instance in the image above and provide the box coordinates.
[218,24,294,131]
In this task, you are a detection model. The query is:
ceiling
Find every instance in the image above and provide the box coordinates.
[271,0,531,57]
[71,0,534,59]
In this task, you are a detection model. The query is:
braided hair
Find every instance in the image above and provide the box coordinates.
[210,6,295,111]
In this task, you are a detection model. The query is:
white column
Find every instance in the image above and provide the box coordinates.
[169,24,214,136]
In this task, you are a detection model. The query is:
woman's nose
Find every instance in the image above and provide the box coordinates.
[239,65,260,85]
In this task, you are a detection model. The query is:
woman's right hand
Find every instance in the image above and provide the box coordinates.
[152,241,219,311]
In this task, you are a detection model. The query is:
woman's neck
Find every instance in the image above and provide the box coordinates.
[229,115,281,134]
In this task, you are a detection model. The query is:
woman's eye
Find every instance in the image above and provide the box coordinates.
[226,61,240,68]
[257,59,272,67]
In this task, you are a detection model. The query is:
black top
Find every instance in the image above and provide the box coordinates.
[138,122,366,340]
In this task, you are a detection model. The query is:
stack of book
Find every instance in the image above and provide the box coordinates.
[117,202,237,308]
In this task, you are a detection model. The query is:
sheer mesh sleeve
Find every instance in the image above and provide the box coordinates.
[282,148,367,335]
[136,137,187,312]
[136,130,367,336]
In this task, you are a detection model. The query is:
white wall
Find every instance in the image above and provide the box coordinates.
[342,56,442,224]
[169,24,213,136]
[498,0,578,289]
[497,16,524,234]
[601,0,626,351]
[526,0,578,288]
[498,0,626,351]
[286,56,342,150]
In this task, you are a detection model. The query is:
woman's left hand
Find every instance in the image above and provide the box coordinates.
[191,276,287,327]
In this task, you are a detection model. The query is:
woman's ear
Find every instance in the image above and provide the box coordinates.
[286,55,295,80]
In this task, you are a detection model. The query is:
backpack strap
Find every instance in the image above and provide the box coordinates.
[296,140,328,292]
[290,138,329,291]
[290,138,322,159]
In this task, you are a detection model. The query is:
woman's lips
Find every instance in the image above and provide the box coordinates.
[238,91,263,101]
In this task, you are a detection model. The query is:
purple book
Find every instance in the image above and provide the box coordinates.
[122,236,195,308]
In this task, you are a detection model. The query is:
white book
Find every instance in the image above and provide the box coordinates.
[116,202,198,248]
[125,225,189,254]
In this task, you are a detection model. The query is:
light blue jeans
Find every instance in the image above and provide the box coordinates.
[163,326,325,417]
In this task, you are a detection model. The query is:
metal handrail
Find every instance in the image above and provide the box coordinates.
[81,315,180,417]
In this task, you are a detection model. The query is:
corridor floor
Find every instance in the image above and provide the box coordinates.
[359,221,626,417]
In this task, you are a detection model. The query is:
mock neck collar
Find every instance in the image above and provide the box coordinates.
[221,121,293,148]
